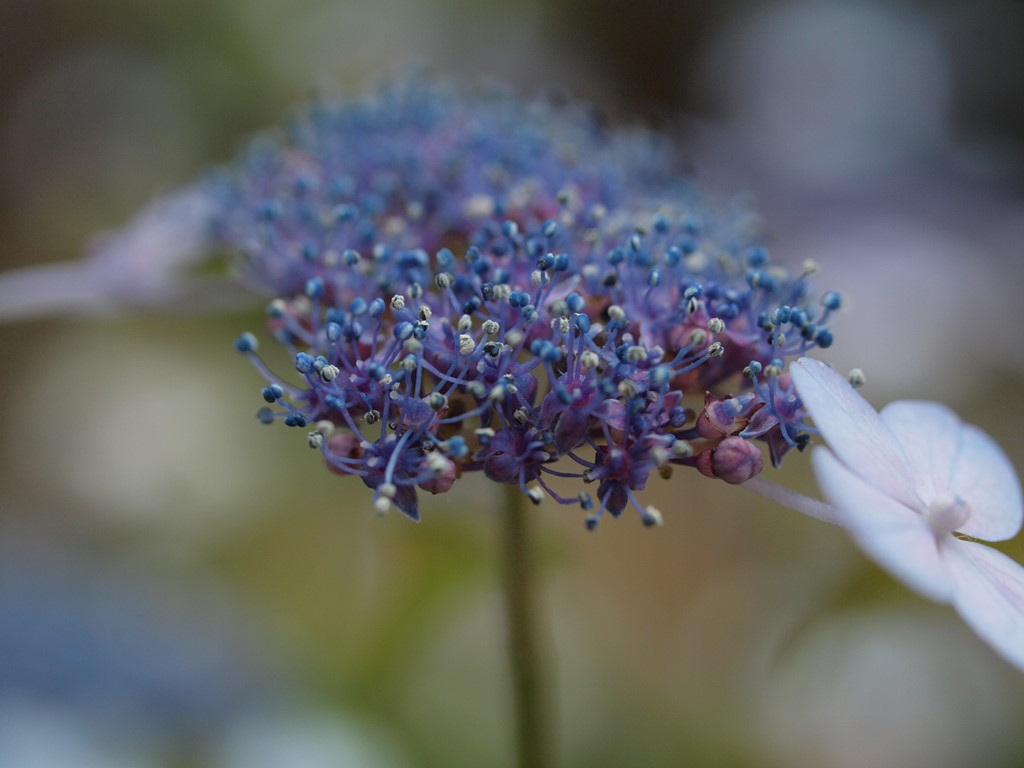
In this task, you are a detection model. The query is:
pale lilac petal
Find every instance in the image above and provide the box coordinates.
[880,401,961,505]
[0,264,111,321]
[0,188,218,322]
[881,401,1022,541]
[792,358,917,507]
[949,425,1024,542]
[943,538,1024,672]
[812,447,952,603]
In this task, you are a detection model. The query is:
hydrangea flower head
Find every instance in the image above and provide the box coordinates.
[792,357,1024,670]
[224,78,842,526]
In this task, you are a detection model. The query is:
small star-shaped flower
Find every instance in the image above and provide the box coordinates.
[792,357,1024,671]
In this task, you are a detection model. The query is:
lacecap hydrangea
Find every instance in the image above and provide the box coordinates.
[222,78,840,527]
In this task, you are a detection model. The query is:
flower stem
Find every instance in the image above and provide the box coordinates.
[501,483,550,768]
[742,475,842,524]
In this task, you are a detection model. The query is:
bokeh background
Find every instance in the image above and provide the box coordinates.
[2,0,1024,766]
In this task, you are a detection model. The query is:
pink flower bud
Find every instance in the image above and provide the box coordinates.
[695,436,763,484]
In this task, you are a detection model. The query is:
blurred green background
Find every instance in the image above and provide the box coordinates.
[2,0,1024,766]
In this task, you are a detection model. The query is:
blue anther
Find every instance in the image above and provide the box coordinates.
[653,214,670,234]
[284,413,308,428]
[295,353,315,373]
[630,234,643,252]
[462,296,482,314]
[326,322,342,342]
[815,328,834,348]
[574,314,591,334]
[509,291,530,308]
[234,332,258,353]
[579,492,594,511]
[343,321,362,340]
[301,242,319,261]
[436,247,454,267]
[350,297,368,315]
[553,253,570,271]
[256,407,275,425]
[821,291,842,311]
[566,292,585,313]
[368,298,386,317]
[747,360,763,375]
[542,220,558,237]
[608,248,624,265]
[647,269,662,288]
[651,365,673,387]
[746,247,769,266]
[683,284,702,300]
[261,384,284,403]
[501,220,519,238]
[394,322,414,341]
[446,435,468,458]
[305,277,325,298]
[669,406,687,428]
[333,204,357,222]
[665,246,682,267]
[537,253,555,271]
[555,385,572,404]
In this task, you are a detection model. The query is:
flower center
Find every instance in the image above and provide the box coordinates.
[924,492,971,533]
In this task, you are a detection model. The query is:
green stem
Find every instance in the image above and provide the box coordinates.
[502,483,550,768]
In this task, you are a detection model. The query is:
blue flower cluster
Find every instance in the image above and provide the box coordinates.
[224,78,838,526]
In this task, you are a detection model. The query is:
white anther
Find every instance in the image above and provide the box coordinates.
[268,298,287,316]
[618,380,638,398]
[482,319,500,336]
[315,420,334,435]
[409,283,423,299]
[580,351,600,369]
[435,272,454,289]
[848,368,866,388]
[403,339,422,354]
[458,334,476,355]
[514,407,531,425]
[672,440,694,458]
[467,381,487,399]
[552,317,570,333]
[504,329,524,347]
[307,432,325,450]
[458,314,473,332]
[492,284,511,302]
[775,332,787,347]
[802,258,819,275]
[475,427,495,441]
[689,329,707,346]
[373,497,391,515]
[650,446,670,467]
[320,364,341,382]
[391,295,406,310]
[626,346,647,362]
[426,452,449,474]
[379,482,397,500]
[685,296,700,315]
[364,409,381,424]
[708,341,725,358]
[608,305,625,322]
[378,374,393,387]
[489,385,506,402]
[644,506,664,526]
[463,194,496,218]
[526,487,544,505]
[531,270,547,287]
[685,251,708,272]
[418,306,432,322]
[708,317,725,334]
[401,357,417,372]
